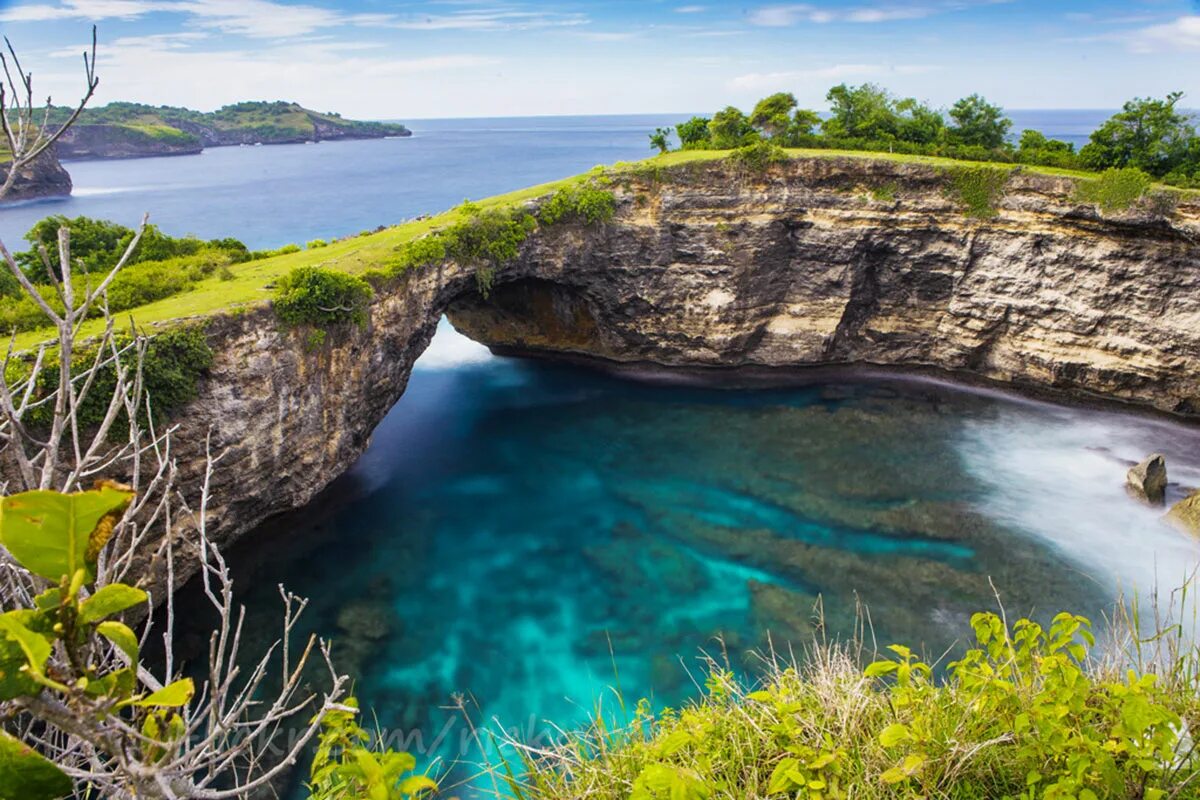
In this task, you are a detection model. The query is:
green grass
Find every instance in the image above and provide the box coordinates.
[10,148,1194,352]
[506,604,1200,800]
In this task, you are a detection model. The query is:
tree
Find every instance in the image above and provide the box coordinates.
[675,116,712,148]
[895,96,946,146]
[649,126,671,154]
[750,92,798,139]
[787,109,822,143]
[948,93,1012,149]
[708,106,756,149]
[1079,92,1197,177]
[1016,129,1077,169]
[822,83,900,142]
[0,32,428,800]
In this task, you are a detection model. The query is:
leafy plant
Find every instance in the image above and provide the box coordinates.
[1075,167,1154,213]
[945,166,1011,218]
[510,609,1200,800]
[728,140,788,173]
[273,265,373,327]
[308,698,437,800]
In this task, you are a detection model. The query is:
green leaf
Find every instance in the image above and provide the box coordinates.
[767,758,801,794]
[0,486,133,582]
[864,661,898,678]
[79,584,148,625]
[878,723,911,748]
[133,678,194,708]
[96,621,139,663]
[0,614,51,678]
[397,775,438,797]
[31,589,61,612]
[0,640,39,701]
[83,667,136,700]
[0,730,71,800]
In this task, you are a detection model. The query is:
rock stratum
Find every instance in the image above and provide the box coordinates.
[151,156,1200,569]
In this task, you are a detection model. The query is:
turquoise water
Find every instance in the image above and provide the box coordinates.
[204,320,1200,795]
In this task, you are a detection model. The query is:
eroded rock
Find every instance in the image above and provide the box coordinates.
[1167,491,1200,537]
[1126,454,1168,506]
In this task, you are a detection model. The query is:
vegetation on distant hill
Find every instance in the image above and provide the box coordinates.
[33,100,409,158]
[653,85,1200,188]
[512,609,1200,800]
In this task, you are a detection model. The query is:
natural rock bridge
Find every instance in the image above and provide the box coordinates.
[168,157,1200,558]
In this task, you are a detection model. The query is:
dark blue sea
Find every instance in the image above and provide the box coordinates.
[6,112,1200,795]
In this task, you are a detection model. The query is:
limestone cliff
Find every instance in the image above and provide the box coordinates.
[0,148,72,201]
[163,156,1200,567]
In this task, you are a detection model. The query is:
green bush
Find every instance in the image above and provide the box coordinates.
[1075,167,1154,213]
[537,183,617,226]
[515,610,1199,800]
[0,246,244,333]
[24,326,213,430]
[389,201,542,297]
[14,216,247,285]
[945,166,1011,218]
[272,266,373,328]
[306,239,328,249]
[727,140,788,172]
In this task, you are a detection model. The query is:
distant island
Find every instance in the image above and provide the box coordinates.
[44,100,411,160]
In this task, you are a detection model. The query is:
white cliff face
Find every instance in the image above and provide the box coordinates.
[161,156,1200,576]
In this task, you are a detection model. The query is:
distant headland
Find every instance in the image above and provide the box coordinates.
[45,100,411,161]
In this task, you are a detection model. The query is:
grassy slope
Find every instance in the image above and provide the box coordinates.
[7,147,1175,350]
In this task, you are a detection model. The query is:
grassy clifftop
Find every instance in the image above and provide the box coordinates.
[8,147,1193,352]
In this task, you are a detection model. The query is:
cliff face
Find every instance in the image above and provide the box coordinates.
[163,157,1200,570]
[0,148,72,201]
[54,124,202,160]
[451,159,1200,416]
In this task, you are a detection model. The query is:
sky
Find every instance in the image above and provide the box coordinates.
[0,0,1198,120]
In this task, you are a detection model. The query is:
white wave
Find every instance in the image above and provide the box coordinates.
[958,407,1200,598]
[71,186,149,197]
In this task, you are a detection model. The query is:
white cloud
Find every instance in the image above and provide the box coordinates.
[675,5,706,13]
[1,0,588,36]
[367,9,588,31]
[1129,16,1200,52]
[748,4,815,27]
[746,2,988,27]
[728,63,938,90]
[0,0,167,22]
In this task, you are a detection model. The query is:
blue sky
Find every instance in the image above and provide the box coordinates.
[0,0,1198,119]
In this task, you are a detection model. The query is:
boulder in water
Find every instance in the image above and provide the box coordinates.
[1166,491,1200,537]
[1126,454,1167,506]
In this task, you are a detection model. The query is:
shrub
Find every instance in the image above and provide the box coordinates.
[537,183,617,226]
[728,140,788,172]
[272,266,373,328]
[945,166,1011,218]
[24,326,213,430]
[515,610,1199,800]
[1075,167,1154,213]
[14,216,248,284]
[306,239,328,249]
